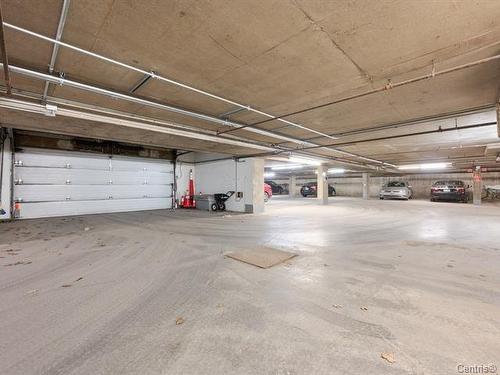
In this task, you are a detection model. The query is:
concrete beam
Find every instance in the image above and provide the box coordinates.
[317,165,328,205]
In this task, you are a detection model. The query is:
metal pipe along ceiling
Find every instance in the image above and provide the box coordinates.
[42,0,71,101]
[3,22,338,141]
[221,53,500,133]
[0,96,275,151]
[0,2,12,95]
[0,96,377,170]
[0,64,395,168]
[3,64,305,145]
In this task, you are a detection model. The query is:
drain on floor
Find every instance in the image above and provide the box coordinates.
[225,247,297,268]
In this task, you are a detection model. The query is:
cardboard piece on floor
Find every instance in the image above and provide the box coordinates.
[226,247,297,268]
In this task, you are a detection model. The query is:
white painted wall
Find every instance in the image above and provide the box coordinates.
[0,133,12,220]
[194,154,264,213]
[175,161,195,202]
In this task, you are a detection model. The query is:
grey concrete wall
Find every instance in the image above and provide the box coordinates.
[329,173,500,199]
[272,172,500,199]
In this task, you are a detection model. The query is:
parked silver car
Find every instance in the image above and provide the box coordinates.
[379,181,413,200]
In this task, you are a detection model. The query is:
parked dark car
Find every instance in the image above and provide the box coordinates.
[430,180,469,202]
[265,180,286,195]
[300,182,336,197]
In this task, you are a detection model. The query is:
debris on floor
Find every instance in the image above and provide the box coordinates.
[25,289,39,296]
[175,317,185,325]
[360,306,368,311]
[4,260,32,267]
[84,227,91,231]
[380,352,396,364]
[332,304,343,309]
[61,277,84,288]
[226,246,297,268]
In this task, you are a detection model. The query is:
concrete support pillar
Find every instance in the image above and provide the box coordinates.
[362,172,370,200]
[288,175,297,197]
[316,165,328,205]
[247,158,265,214]
[472,167,482,206]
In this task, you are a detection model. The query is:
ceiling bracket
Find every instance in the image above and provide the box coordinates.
[129,71,155,93]
[218,106,250,119]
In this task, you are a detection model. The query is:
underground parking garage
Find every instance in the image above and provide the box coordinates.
[1,1,500,374]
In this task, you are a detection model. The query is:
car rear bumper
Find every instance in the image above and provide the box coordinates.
[380,192,410,199]
[431,192,466,201]
[301,191,316,197]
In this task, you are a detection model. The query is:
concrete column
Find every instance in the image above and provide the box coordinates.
[472,167,482,206]
[316,165,328,205]
[362,172,370,200]
[247,158,265,214]
[288,175,296,197]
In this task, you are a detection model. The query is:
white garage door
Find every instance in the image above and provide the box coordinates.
[14,148,174,219]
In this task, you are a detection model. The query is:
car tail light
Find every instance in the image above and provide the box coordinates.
[458,188,465,193]
[431,188,437,192]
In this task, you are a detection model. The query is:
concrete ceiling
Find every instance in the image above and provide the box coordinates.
[1,0,500,169]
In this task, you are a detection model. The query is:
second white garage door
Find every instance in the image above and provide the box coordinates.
[14,148,174,219]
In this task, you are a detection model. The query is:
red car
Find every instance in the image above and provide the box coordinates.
[264,183,273,202]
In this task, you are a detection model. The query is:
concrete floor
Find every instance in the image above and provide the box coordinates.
[0,197,499,375]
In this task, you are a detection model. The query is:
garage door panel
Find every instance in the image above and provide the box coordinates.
[14,148,174,218]
[15,167,112,185]
[17,198,172,219]
[109,170,172,185]
[111,158,171,173]
[14,184,172,202]
[16,150,111,170]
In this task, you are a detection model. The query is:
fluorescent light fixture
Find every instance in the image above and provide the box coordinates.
[271,164,304,171]
[264,172,275,178]
[398,162,450,170]
[328,168,345,174]
[289,156,321,166]
[421,163,450,170]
